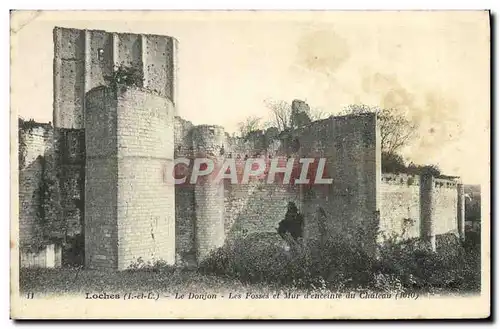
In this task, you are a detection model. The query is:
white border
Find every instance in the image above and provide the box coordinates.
[2,1,497,326]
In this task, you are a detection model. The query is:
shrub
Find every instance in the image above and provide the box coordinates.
[127,257,177,274]
[200,231,480,293]
[376,234,481,293]
[104,64,144,90]
[198,236,290,284]
[382,151,406,173]
[199,234,375,289]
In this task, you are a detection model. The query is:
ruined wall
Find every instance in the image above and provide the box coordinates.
[172,118,305,262]
[20,109,464,268]
[380,173,460,245]
[171,113,383,260]
[432,178,459,236]
[380,173,421,239]
[19,157,43,246]
[53,28,86,129]
[226,133,282,160]
[55,128,85,238]
[420,175,460,250]
[144,35,178,101]
[173,116,196,262]
[85,86,176,270]
[53,27,178,129]
[19,125,53,246]
[19,124,65,268]
[20,244,62,268]
[174,186,196,262]
[51,25,464,267]
[298,114,381,255]
[224,183,300,240]
[175,114,381,256]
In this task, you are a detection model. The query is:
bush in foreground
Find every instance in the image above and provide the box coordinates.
[199,233,480,293]
[376,234,480,293]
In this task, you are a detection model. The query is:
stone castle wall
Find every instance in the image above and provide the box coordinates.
[380,173,461,248]
[298,114,381,255]
[19,110,465,268]
[17,27,465,269]
[172,113,382,260]
[55,127,85,240]
[19,125,53,246]
[380,173,421,239]
[18,124,65,268]
[432,178,459,236]
[224,183,300,241]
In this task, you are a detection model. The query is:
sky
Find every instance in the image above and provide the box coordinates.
[10,11,490,184]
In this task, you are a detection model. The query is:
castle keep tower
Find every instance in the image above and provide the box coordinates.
[53,27,178,128]
[53,27,178,270]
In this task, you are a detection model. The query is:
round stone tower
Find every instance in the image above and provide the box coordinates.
[191,125,227,262]
[85,85,176,270]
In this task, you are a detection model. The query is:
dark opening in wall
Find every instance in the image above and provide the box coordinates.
[277,201,304,241]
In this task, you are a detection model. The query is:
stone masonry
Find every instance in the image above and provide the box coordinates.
[18,27,466,269]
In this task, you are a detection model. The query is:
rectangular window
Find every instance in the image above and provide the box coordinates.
[98,48,104,61]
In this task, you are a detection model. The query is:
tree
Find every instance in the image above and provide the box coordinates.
[264,99,328,131]
[341,104,417,154]
[237,115,262,138]
[381,151,406,173]
[264,99,291,131]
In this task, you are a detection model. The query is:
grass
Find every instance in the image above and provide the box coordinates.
[19,267,283,296]
[18,234,481,297]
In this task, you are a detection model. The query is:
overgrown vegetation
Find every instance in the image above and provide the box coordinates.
[126,257,178,274]
[341,104,417,155]
[28,155,64,253]
[236,99,328,143]
[20,234,480,295]
[199,233,480,293]
[381,151,444,177]
[236,101,438,176]
[18,118,50,170]
[18,117,64,253]
[103,64,144,90]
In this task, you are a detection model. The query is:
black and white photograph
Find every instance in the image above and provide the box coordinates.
[10,10,490,319]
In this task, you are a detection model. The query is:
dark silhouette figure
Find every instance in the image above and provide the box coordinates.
[277,202,304,240]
